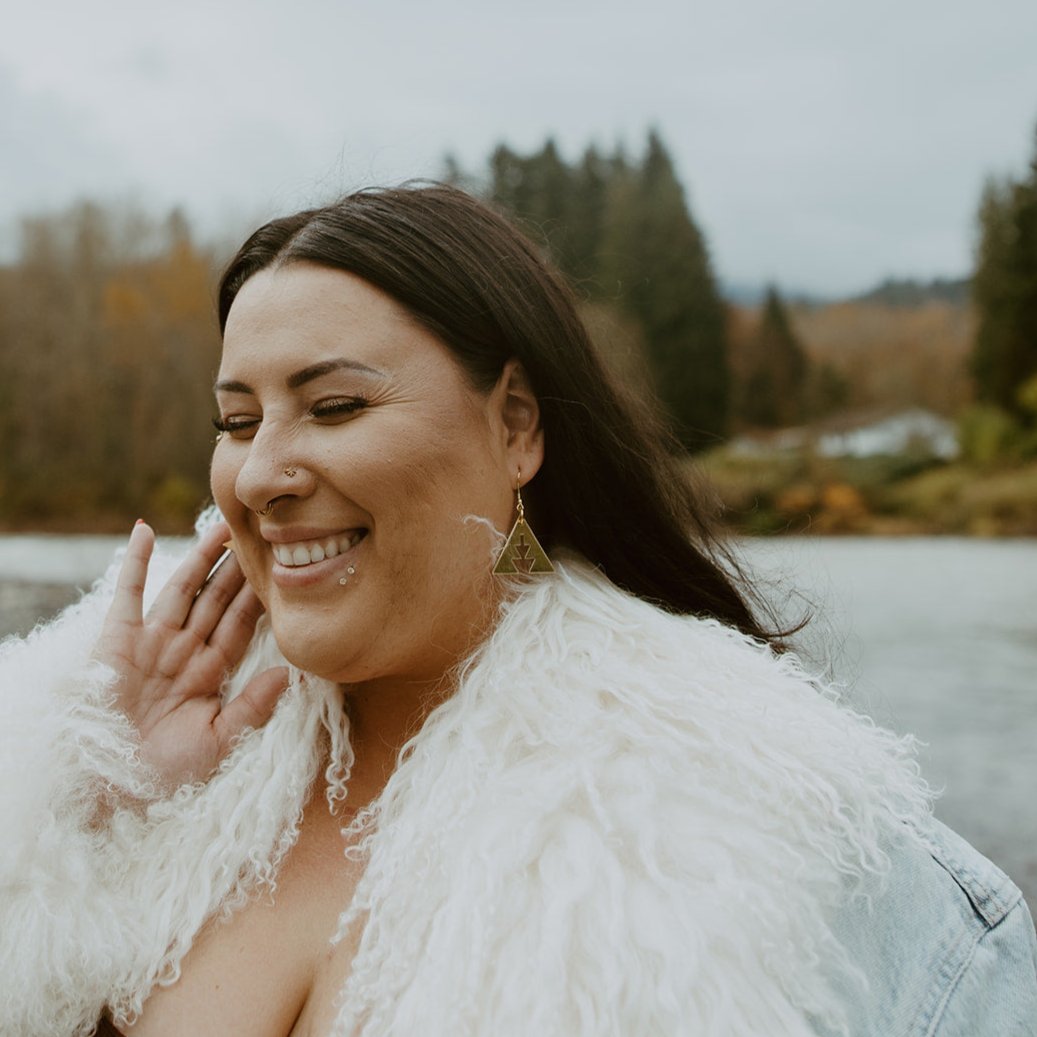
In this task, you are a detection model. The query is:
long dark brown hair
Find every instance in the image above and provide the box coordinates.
[218,184,779,643]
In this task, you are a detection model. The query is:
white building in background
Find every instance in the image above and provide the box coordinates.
[815,409,959,459]
[730,408,960,460]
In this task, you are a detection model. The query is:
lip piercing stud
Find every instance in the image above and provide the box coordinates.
[347,565,356,575]
[338,577,348,586]
[284,466,297,478]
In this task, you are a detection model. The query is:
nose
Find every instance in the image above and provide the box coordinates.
[234,424,314,515]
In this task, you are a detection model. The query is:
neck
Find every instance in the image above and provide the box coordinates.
[341,672,454,809]
[339,584,505,807]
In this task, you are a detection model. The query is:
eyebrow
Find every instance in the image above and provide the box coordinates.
[214,357,387,395]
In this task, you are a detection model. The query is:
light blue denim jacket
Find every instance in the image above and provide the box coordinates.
[823,818,1037,1035]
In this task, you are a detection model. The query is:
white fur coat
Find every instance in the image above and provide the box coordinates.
[0,543,931,1037]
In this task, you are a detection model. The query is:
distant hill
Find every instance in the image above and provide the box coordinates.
[722,276,971,309]
[720,282,770,306]
[853,276,971,307]
[720,282,831,307]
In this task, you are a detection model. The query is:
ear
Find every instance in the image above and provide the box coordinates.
[493,359,544,483]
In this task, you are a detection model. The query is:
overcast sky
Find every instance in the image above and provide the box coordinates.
[2,0,1036,296]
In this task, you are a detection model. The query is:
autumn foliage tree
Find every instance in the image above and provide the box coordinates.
[0,203,221,529]
[726,292,973,431]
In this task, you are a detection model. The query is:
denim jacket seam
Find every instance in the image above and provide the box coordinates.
[944,858,1020,926]
[913,919,979,1037]
[918,900,1025,1037]
[917,824,1020,928]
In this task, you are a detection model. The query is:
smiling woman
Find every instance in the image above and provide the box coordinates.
[210,263,526,688]
[1,186,1034,1037]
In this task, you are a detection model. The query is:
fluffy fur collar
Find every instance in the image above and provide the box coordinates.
[0,550,930,1037]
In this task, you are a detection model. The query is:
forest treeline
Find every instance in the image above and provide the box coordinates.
[454,134,1034,457]
[0,208,221,529]
[1,131,1035,532]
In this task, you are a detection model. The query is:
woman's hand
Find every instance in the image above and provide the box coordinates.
[95,520,289,790]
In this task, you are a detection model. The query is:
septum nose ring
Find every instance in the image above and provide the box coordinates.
[256,467,298,514]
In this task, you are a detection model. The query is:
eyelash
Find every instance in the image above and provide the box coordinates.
[212,397,369,435]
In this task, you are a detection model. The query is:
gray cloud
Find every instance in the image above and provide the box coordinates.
[1,0,1036,294]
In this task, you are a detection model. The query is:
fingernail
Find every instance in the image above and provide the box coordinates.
[135,518,145,525]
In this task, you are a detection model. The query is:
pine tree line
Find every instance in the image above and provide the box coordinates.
[454,132,731,450]
[971,131,1037,444]
[2,127,1031,531]
[457,133,847,441]
[733,287,810,429]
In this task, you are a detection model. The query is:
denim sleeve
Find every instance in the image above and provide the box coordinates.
[823,818,1037,1036]
[931,896,1037,1037]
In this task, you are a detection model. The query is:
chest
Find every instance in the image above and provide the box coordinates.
[282,809,366,1037]
[124,797,364,1037]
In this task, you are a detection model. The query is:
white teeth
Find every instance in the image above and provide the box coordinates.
[272,531,363,568]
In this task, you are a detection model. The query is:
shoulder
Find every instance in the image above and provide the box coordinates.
[512,563,1037,1034]
[827,818,1037,1036]
[356,561,942,1034]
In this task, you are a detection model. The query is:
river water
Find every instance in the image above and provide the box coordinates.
[1,534,1034,914]
[739,536,1037,917]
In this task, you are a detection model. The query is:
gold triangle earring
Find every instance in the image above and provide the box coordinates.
[492,470,555,576]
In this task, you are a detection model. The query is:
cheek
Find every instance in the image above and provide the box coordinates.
[210,450,240,514]
[392,457,503,588]
[357,435,497,590]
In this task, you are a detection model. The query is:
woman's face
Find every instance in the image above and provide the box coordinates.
[211,262,542,686]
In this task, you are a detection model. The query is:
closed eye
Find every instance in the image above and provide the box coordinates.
[212,415,259,436]
[312,397,369,420]
[212,397,368,439]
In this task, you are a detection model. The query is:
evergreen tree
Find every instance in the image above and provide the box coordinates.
[972,133,1037,422]
[489,139,574,265]
[564,146,609,282]
[739,287,809,428]
[598,131,729,449]
[495,142,614,285]
[440,153,466,188]
[483,131,730,449]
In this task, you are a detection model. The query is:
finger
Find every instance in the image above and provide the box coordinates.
[214,667,290,752]
[207,580,266,669]
[183,550,247,643]
[106,521,156,627]
[146,521,232,630]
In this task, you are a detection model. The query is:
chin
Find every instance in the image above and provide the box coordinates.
[268,612,354,682]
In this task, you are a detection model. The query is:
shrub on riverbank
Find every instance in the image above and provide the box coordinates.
[698,450,1037,536]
